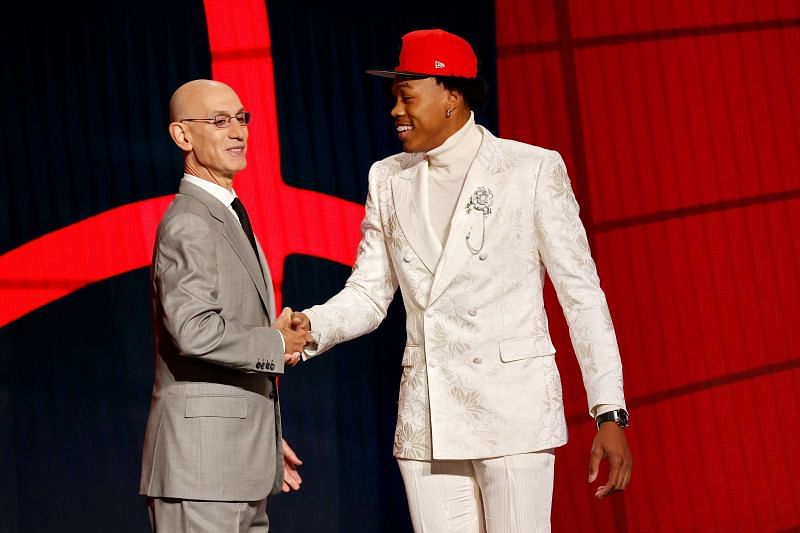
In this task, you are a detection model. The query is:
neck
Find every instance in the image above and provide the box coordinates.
[423,107,472,153]
[441,113,470,143]
[451,110,470,127]
[185,163,234,192]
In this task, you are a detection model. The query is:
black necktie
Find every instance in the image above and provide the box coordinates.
[232,197,274,381]
[230,197,262,268]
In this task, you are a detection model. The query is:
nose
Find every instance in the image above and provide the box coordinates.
[228,119,246,140]
[391,98,405,118]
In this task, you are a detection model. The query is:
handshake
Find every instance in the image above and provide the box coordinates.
[272,307,313,368]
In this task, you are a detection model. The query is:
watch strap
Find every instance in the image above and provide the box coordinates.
[596,409,629,430]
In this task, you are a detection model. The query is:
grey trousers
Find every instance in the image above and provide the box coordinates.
[147,497,269,533]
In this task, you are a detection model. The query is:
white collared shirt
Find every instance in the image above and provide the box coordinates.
[182,173,240,221]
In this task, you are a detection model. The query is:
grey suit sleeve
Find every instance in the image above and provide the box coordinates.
[155,211,285,374]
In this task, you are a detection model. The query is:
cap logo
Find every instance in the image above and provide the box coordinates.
[434,61,445,69]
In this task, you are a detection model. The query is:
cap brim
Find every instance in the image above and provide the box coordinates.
[365,69,434,79]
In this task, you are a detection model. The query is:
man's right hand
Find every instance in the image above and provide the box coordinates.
[273,308,313,359]
[291,311,311,332]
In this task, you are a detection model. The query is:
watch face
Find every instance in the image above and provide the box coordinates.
[617,410,629,427]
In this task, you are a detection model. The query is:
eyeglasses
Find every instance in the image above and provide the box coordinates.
[181,111,251,129]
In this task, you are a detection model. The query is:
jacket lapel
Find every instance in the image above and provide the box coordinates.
[179,181,272,319]
[255,240,276,320]
[391,154,442,274]
[428,128,511,306]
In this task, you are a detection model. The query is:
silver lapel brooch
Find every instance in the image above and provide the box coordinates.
[465,186,493,255]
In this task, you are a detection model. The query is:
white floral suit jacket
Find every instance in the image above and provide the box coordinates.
[304,126,626,460]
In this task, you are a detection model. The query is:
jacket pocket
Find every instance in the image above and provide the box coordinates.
[499,335,556,362]
[185,395,248,418]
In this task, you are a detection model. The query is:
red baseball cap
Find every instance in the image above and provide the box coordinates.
[367,29,478,79]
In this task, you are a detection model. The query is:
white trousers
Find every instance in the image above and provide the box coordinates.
[397,450,555,533]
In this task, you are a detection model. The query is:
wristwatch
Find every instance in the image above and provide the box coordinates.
[595,409,629,430]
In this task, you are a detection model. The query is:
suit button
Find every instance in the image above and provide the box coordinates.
[268,391,276,400]
[425,311,434,318]
[468,309,477,317]
[472,357,483,364]
[479,252,488,260]
[403,252,413,263]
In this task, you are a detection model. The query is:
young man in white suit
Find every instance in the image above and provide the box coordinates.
[292,29,632,532]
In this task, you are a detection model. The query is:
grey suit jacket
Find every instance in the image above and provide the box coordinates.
[140,180,285,501]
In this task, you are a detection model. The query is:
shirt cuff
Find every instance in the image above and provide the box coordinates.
[301,309,321,360]
[277,329,286,355]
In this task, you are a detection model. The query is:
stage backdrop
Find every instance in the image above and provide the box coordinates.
[0,1,798,532]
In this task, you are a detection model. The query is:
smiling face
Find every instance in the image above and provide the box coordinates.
[169,80,248,187]
[391,76,462,153]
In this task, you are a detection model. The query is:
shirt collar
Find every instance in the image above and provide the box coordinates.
[425,111,482,169]
[182,173,238,209]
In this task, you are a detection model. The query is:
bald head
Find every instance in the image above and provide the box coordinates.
[167,79,249,187]
[169,79,239,122]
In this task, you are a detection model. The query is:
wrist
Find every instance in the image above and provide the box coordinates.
[595,408,629,430]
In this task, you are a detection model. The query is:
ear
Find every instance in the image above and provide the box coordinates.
[445,88,464,111]
[168,121,192,152]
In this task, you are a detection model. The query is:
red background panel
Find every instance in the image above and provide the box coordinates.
[496,51,574,168]
[495,0,558,46]
[595,200,800,400]
[569,0,800,39]
[630,370,800,532]
[497,0,800,530]
[551,339,800,532]
[578,28,800,224]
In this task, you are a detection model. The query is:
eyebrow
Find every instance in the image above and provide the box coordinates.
[392,82,413,95]
[207,107,245,115]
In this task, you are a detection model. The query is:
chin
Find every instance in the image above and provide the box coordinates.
[401,141,418,153]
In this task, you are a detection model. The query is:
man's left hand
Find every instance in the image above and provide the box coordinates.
[588,422,632,498]
[282,438,303,492]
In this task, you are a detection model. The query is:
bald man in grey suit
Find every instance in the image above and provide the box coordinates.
[140,79,311,532]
